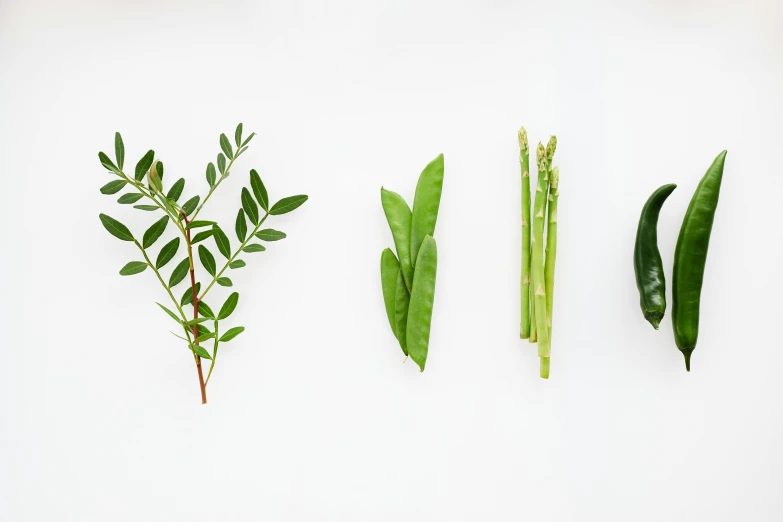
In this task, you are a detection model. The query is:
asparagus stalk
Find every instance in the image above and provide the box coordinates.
[529,142,547,345]
[542,165,559,379]
[519,127,531,339]
[531,151,551,365]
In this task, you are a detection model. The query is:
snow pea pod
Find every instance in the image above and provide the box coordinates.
[380,248,399,338]
[410,154,444,266]
[407,235,437,371]
[634,183,677,329]
[672,150,727,371]
[394,270,410,356]
[381,188,414,291]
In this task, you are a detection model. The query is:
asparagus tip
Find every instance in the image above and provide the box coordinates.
[550,166,560,188]
[546,135,558,160]
[536,142,546,163]
[518,127,528,152]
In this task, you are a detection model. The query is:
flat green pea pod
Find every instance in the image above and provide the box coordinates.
[633,183,677,329]
[380,248,400,338]
[394,269,410,355]
[410,154,444,267]
[407,235,437,371]
[381,188,414,291]
[672,150,727,371]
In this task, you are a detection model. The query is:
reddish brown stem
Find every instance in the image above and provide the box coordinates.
[183,213,207,404]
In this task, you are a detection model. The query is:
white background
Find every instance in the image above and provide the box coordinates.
[1,1,782,520]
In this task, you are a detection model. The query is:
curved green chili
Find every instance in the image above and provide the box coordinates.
[381,188,414,291]
[634,183,677,329]
[407,235,437,371]
[672,150,727,371]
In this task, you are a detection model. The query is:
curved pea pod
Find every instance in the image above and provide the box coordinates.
[380,248,399,338]
[633,183,677,329]
[410,154,444,267]
[394,269,410,356]
[672,150,727,371]
[381,188,414,291]
[406,235,437,371]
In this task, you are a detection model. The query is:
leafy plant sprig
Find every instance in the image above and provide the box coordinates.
[97,124,308,403]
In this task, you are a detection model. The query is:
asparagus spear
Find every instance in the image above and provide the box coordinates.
[529,142,547,345]
[519,127,531,339]
[532,152,551,365]
[542,165,559,379]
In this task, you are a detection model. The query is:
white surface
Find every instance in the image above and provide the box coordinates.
[1,1,782,520]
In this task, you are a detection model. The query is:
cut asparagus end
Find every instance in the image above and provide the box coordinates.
[540,357,550,379]
[518,127,528,153]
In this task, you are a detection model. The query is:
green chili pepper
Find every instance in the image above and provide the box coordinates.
[672,150,727,371]
[407,235,438,371]
[633,183,677,329]
[394,269,410,356]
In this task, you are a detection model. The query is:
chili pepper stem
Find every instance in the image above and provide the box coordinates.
[519,127,531,339]
[683,349,693,371]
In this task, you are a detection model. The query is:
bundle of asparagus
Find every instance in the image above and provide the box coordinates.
[518,128,560,379]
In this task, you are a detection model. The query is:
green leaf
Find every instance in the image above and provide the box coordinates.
[198,245,216,276]
[181,195,200,216]
[142,215,169,249]
[99,151,118,172]
[134,205,158,211]
[229,259,246,269]
[241,133,255,147]
[167,178,185,201]
[156,237,180,269]
[213,226,231,259]
[168,257,190,287]
[220,133,234,159]
[150,161,164,190]
[135,150,155,181]
[186,316,210,325]
[217,153,226,174]
[156,302,182,324]
[241,187,259,225]
[191,229,215,244]
[186,220,216,230]
[220,326,245,342]
[243,244,266,253]
[218,292,239,320]
[270,195,308,215]
[119,261,148,276]
[194,332,215,343]
[100,180,126,195]
[235,146,248,159]
[255,228,286,241]
[198,301,215,318]
[235,209,247,241]
[115,132,125,170]
[99,214,134,241]
[198,323,212,336]
[249,169,269,211]
[192,344,212,360]
[217,277,232,287]
[234,123,243,147]
[117,193,143,204]
[181,282,201,306]
[206,163,216,187]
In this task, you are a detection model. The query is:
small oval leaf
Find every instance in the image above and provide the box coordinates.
[99,214,134,242]
[156,237,180,269]
[135,150,155,181]
[219,326,245,342]
[168,257,190,287]
[114,132,125,170]
[250,169,269,211]
[243,244,266,253]
[213,226,231,259]
[216,277,233,287]
[117,193,144,204]
[229,259,246,269]
[198,245,217,276]
[218,292,239,320]
[270,195,308,215]
[142,215,169,249]
[241,188,259,225]
[119,261,148,276]
[100,180,126,195]
[235,209,247,242]
[255,229,286,241]
[167,178,185,201]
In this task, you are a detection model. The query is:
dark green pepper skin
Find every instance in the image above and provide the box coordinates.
[634,184,677,329]
[672,150,727,371]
